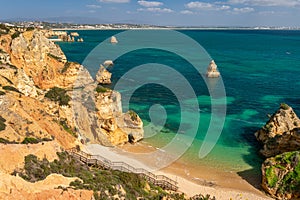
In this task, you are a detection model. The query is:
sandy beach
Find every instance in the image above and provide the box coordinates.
[84,142,272,200]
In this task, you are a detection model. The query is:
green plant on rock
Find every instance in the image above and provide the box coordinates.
[280,103,290,110]
[128,110,138,121]
[0,91,5,96]
[0,115,6,131]
[11,31,20,40]
[59,120,77,137]
[45,87,71,106]
[21,137,39,144]
[95,86,109,93]
[47,53,62,61]
[2,85,22,94]
[61,62,72,73]
[265,166,278,188]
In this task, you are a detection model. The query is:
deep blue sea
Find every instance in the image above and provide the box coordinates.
[58,29,300,173]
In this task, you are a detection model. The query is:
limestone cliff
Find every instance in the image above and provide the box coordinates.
[0,24,145,200]
[0,25,143,149]
[73,86,144,146]
[8,30,93,89]
[255,103,300,157]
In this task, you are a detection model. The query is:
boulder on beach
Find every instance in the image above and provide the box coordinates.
[206,60,220,78]
[110,36,118,44]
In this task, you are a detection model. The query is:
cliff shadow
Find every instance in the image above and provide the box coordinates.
[237,126,265,190]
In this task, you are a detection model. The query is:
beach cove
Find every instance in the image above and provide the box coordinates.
[58,29,300,198]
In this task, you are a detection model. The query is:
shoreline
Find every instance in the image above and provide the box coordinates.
[84,142,271,199]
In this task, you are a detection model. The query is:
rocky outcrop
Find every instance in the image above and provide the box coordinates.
[110,36,118,44]
[9,30,93,89]
[0,172,93,200]
[261,151,300,199]
[0,26,143,147]
[73,87,144,146]
[96,65,112,85]
[103,60,114,67]
[0,93,76,148]
[0,49,11,65]
[117,111,144,143]
[255,104,300,157]
[16,68,40,97]
[206,60,220,78]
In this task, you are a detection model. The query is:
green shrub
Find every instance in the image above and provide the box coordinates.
[13,151,186,200]
[0,138,18,144]
[2,85,22,94]
[47,53,62,61]
[45,87,71,106]
[26,27,35,31]
[280,103,290,110]
[95,86,109,93]
[1,75,13,84]
[0,24,9,32]
[128,110,138,121]
[61,62,72,73]
[11,31,20,40]
[0,91,5,96]
[21,137,39,144]
[59,120,77,137]
[0,116,6,131]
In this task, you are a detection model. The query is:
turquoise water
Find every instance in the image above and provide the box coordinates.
[58,30,300,172]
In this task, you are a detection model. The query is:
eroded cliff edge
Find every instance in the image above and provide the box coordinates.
[0,26,144,147]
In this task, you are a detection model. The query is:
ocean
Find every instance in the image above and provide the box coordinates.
[58,29,300,174]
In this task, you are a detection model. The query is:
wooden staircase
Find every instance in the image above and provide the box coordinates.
[67,148,179,191]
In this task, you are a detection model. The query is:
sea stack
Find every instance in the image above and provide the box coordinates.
[103,60,114,67]
[96,65,112,85]
[206,60,220,78]
[110,36,118,44]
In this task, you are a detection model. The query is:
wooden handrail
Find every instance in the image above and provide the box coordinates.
[66,148,178,191]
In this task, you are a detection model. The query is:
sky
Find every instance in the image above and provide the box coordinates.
[1,0,300,27]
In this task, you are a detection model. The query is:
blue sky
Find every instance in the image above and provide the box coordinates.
[1,0,300,26]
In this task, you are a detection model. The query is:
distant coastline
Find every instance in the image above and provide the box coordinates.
[2,20,300,31]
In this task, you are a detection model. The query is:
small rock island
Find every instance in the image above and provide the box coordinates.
[206,60,220,78]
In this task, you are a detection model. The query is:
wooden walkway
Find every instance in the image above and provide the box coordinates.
[67,148,178,191]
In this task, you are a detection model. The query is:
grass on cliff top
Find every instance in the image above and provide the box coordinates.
[265,151,300,195]
[11,152,187,200]
[45,87,71,106]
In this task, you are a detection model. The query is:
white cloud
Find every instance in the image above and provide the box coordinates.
[228,0,300,7]
[180,10,195,14]
[233,7,255,13]
[138,7,174,13]
[185,1,231,10]
[138,0,163,7]
[186,2,214,9]
[98,0,130,3]
[86,4,102,9]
